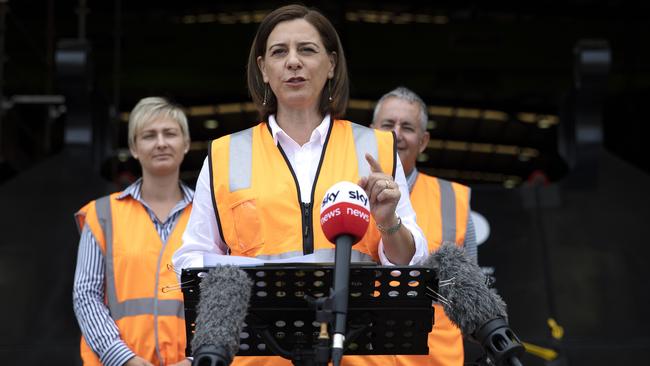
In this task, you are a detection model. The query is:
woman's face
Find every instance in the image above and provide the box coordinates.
[257,18,335,112]
[130,117,188,177]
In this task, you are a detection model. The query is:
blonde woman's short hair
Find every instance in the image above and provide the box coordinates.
[127,97,190,149]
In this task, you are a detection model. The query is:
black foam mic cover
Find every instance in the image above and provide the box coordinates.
[424,242,524,366]
[192,265,253,366]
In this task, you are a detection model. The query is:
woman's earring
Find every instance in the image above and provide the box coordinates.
[262,84,268,106]
[328,79,333,102]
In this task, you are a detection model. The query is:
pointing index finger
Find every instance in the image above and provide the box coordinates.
[365,153,384,174]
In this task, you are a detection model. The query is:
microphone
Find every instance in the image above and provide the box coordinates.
[320,181,371,366]
[424,242,525,366]
[192,265,253,366]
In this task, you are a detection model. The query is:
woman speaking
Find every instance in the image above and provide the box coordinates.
[173,5,427,365]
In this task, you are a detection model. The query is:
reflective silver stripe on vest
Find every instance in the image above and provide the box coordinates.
[94,196,184,320]
[255,248,374,263]
[351,123,379,178]
[437,179,457,243]
[226,123,378,263]
[228,124,379,189]
[95,196,119,311]
[229,127,254,192]
[110,298,185,321]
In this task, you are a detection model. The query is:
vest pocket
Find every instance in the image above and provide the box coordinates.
[231,198,264,255]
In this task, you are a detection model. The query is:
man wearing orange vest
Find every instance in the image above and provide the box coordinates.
[371,87,477,366]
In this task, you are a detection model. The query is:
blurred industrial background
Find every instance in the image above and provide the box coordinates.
[0,0,648,365]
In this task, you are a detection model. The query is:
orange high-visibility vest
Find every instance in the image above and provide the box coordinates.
[209,120,397,366]
[209,120,396,262]
[75,193,191,366]
[395,172,470,366]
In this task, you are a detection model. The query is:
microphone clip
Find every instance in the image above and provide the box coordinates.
[305,293,335,324]
[474,318,525,366]
[192,344,233,366]
[304,294,335,366]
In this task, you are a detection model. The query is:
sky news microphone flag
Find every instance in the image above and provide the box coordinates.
[320,181,370,366]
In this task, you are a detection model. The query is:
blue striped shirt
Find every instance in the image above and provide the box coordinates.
[72,179,194,366]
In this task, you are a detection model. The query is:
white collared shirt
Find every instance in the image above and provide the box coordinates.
[267,114,330,203]
[173,114,428,269]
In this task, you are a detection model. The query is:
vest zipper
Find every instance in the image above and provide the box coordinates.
[269,121,332,257]
[274,142,313,255]
[302,202,313,254]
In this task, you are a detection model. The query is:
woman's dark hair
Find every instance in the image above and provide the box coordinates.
[246,4,349,120]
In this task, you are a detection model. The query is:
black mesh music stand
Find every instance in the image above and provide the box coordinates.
[182,264,436,366]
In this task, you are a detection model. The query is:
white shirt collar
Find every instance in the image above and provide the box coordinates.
[268,114,331,147]
[406,167,419,193]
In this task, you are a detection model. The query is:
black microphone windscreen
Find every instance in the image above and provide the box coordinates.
[191,265,253,358]
[423,242,508,336]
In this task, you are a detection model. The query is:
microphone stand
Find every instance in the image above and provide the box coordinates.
[252,277,368,366]
[245,238,365,366]
[331,234,353,366]
[526,178,568,365]
[249,300,332,366]
[248,237,356,366]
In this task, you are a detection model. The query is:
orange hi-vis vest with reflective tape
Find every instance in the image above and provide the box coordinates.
[209,119,396,263]
[75,193,191,366]
[395,172,470,366]
[208,120,396,366]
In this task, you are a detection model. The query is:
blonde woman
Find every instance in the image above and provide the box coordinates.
[73,97,193,366]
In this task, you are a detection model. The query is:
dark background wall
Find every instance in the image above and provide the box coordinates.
[0,1,648,365]
[474,151,650,364]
